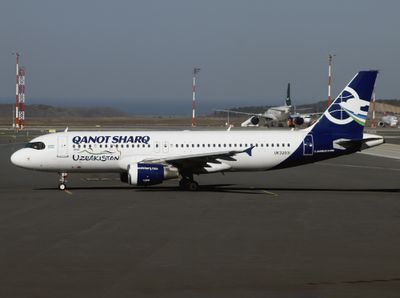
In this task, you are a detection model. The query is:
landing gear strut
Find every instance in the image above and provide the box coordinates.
[179,173,199,191]
[58,172,68,190]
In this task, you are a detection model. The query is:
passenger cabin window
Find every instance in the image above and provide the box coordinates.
[25,142,46,150]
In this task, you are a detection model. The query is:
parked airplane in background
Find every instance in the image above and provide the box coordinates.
[378,113,398,127]
[288,111,322,127]
[11,71,383,191]
[217,83,319,127]
[216,83,293,127]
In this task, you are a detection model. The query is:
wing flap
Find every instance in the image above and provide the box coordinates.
[143,146,255,173]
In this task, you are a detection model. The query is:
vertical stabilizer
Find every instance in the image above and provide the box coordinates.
[286,83,291,106]
[310,70,378,140]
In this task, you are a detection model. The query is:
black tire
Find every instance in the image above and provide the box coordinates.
[179,179,188,188]
[187,181,199,191]
[58,183,66,191]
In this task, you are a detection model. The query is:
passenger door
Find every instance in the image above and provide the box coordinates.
[57,135,69,158]
[303,134,314,156]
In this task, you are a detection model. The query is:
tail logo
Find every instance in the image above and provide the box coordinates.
[324,86,369,126]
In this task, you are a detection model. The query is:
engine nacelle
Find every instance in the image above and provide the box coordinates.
[241,116,259,127]
[250,116,259,125]
[303,116,312,125]
[377,121,385,127]
[122,163,179,186]
[294,117,304,126]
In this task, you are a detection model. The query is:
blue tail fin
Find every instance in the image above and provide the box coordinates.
[310,70,378,140]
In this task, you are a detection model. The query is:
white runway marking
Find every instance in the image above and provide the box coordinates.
[261,190,279,197]
[82,177,119,181]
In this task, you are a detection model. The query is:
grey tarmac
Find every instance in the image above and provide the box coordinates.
[0,130,399,298]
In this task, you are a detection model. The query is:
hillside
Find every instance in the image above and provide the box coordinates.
[0,104,127,118]
[213,99,400,116]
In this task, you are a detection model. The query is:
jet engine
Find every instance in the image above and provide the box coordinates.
[293,117,304,126]
[120,163,179,186]
[241,116,260,127]
[287,116,304,127]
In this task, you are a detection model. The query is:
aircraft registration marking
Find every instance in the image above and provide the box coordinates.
[274,151,290,156]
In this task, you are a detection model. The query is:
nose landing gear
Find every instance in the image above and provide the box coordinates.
[58,172,68,190]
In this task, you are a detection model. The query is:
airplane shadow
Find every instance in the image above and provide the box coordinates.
[35,184,400,194]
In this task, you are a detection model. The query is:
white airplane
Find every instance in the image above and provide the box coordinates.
[11,71,384,191]
[378,113,398,127]
[287,111,321,127]
[216,83,292,127]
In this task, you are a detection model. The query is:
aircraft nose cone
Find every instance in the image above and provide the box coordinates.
[11,151,20,166]
[10,150,26,167]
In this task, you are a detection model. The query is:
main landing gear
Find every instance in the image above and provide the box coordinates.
[58,172,68,190]
[179,173,199,191]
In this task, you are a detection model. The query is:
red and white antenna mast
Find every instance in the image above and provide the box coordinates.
[12,52,26,130]
[13,53,20,129]
[192,67,201,127]
[18,66,26,129]
[327,54,335,107]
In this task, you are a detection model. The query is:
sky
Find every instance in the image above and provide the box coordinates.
[0,0,399,115]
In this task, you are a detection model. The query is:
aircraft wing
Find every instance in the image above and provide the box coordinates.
[269,107,289,112]
[143,147,254,173]
[214,109,263,117]
[215,109,277,121]
[290,112,322,118]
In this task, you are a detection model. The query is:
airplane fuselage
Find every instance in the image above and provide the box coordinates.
[12,130,308,173]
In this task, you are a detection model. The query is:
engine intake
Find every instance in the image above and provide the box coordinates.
[250,116,260,125]
[294,117,304,126]
[241,116,260,127]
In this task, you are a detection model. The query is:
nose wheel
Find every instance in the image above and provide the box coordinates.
[58,172,68,190]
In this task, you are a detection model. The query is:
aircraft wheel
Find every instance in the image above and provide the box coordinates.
[179,178,199,191]
[187,181,199,191]
[179,178,188,188]
[58,183,66,191]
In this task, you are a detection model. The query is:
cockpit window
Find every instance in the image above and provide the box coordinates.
[25,142,46,150]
